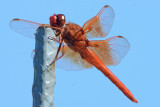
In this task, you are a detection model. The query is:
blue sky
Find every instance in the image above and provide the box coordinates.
[1,0,160,107]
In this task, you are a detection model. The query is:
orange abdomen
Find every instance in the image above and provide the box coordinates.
[80,48,138,103]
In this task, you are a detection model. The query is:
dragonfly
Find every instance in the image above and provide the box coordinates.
[10,5,138,103]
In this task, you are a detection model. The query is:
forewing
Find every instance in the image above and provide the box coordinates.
[89,36,130,66]
[55,46,93,71]
[82,5,115,39]
[9,18,44,39]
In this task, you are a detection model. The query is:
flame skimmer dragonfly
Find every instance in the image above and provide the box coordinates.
[10,5,138,103]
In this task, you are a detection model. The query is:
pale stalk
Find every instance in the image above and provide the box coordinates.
[32,27,57,107]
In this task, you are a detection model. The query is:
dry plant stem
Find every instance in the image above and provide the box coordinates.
[32,27,57,107]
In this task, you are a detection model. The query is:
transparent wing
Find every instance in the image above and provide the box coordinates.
[9,18,45,39]
[82,5,115,39]
[55,46,93,71]
[88,36,130,66]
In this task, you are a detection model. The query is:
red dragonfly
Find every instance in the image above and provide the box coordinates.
[10,5,138,103]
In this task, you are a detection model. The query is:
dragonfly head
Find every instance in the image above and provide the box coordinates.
[50,14,66,28]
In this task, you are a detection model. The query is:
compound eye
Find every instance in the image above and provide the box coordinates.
[57,14,66,27]
[50,14,57,26]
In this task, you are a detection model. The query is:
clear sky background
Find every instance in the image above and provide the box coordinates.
[1,0,160,107]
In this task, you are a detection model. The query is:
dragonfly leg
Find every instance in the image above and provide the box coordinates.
[55,42,62,59]
[55,40,65,61]
[49,40,65,66]
[48,36,61,43]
